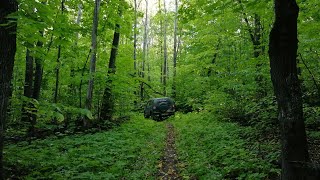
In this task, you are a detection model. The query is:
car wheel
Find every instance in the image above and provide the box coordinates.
[144,111,150,118]
[151,113,157,121]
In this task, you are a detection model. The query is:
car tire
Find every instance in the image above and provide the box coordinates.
[144,111,150,118]
[151,113,157,121]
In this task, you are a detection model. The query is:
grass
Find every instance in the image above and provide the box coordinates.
[170,112,280,179]
[4,114,166,179]
[4,112,280,179]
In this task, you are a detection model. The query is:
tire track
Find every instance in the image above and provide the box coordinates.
[158,123,181,180]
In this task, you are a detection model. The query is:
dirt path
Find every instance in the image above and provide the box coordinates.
[157,123,181,180]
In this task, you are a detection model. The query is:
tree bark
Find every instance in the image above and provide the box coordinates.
[23,49,34,100]
[0,1,18,179]
[100,16,121,122]
[54,45,61,103]
[70,4,82,104]
[33,38,44,101]
[85,0,100,111]
[158,0,163,84]
[140,0,148,100]
[21,49,34,130]
[29,35,44,135]
[133,0,137,72]
[269,0,313,179]
[162,0,168,96]
[54,0,65,104]
[79,49,91,108]
[172,0,178,98]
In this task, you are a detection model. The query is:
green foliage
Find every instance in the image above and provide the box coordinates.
[304,105,320,130]
[4,115,166,179]
[171,112,280,179]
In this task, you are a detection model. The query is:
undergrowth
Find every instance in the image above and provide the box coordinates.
[4,114,166,179]
[171,112,280,179]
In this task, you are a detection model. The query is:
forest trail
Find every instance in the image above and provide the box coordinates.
[157,123,181,180]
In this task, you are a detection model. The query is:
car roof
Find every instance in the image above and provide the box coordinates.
[151,97,174,102]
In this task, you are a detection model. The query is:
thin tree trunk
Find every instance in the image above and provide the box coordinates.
[86,0,100,111]
[253,14,263,57]
[269,0,311,179]
[133,0,137,72]
[21,48,34,115]
[172,0,178,98]
[79,49,91,108]
[148,62,151,81]
[54,45,61,103]
[133,0,139,108]
[140,0,148,100]
[0,1,18,179]
[69,4,83,103]
[33,38,44,102]
[100,11,121,122]
[163,0,168,96]
[237,0,266,97]
[299,53,320,97]
[158,0,163,84]
[75,4,82,42]
[30,35,44,135]
[23,49,34,99]
[54,0,65,103]
[21,48,34,135]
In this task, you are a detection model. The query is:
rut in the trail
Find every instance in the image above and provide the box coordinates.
[158,123,181,180]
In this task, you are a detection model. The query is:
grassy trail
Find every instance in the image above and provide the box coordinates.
[157,123,181,179]
[4,112,279,179]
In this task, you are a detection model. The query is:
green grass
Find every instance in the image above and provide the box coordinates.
[4,115,166,179]
[171,112,280,180]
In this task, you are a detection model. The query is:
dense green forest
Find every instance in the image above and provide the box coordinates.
[1,0,320,179]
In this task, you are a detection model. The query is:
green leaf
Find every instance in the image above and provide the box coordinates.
[53,112,64,122]
[80,109,94,120]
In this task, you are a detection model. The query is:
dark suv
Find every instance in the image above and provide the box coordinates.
[144,97,175,120]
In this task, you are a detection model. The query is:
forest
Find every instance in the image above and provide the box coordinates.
[0,0,320,179]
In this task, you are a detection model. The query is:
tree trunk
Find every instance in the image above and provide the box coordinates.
[100,18,121,122]
[21,49,34,124]
[133,0,137,72]
[33,38,44,101]
[85,0,100,111]
[172,0,178,98]
[162,0,168,96]
[75,4,82,42]
[30,36,44,135]
[140,0,148,100]
[238,0,266,97]
[54,44,61,103]
[269,0,312,179]
[70,4,82,104]
[0,1,18,179]
[79,49,91,108]
[252,14,263,58]
[54,0,65,104]
[158,0,163,84]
